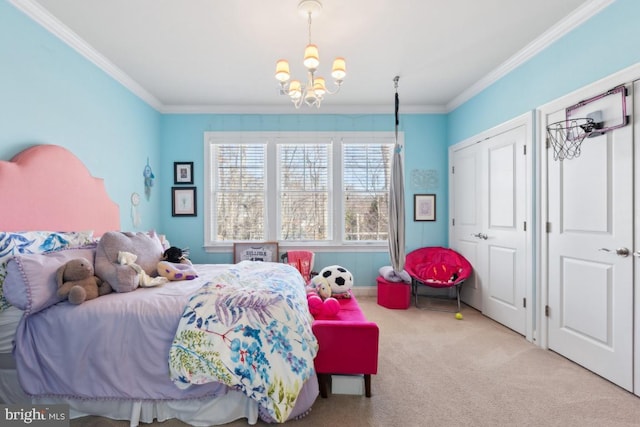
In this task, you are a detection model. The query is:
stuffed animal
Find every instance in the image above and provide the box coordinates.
[318,265,353,299]
[56,257,112,304]
[162,246,192,264]
[307,294,340,317]
[308,275,332,299]
[94,231,165,293]
[306,275,340,317]
[118,251,168,288]
[157,246,198,281]
[157,260,198,281]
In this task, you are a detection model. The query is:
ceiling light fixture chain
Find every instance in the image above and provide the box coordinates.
[274,0,346,109]
[307,10,312,46]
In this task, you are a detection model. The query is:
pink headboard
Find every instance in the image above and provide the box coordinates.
[0,145,120,236]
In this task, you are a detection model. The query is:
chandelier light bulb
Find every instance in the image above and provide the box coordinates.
[331,57,346,81]
[313,77,326,97]
[275,59,291,82]
[288,80,302,99]
[303,44,320,71]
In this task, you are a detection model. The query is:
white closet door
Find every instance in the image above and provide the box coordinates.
[634,79,640,397]
[480,127,527,335]
[450,119,529,336]
[450,142,484,311]
[546,85,633,391]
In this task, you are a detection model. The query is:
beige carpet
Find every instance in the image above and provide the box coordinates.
[71,297,640,427]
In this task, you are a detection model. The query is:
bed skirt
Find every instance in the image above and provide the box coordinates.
[0,367,319,426]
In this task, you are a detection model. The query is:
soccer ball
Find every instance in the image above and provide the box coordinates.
[319,265,353,296]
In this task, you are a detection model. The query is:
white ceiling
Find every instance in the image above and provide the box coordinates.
[15,0,605,113]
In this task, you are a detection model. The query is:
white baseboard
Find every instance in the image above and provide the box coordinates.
[351,286,377,297]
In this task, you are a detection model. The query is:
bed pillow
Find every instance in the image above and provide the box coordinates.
[95,231,164,293]
[0,230,94,312]
[3,246,97,315]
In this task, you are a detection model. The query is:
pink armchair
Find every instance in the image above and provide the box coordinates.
[312,294,379,397]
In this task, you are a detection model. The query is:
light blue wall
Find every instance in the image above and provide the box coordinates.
[160,113,449,286]
[448,0,640,144]
[0,0,162,231]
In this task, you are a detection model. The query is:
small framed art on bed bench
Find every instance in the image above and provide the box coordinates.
[233,242,279,263]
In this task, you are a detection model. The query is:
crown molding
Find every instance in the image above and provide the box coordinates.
[446,0,615,112]
[159,103,447,115]
[9,0,164,111]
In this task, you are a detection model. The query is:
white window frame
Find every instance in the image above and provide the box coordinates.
[204,131,402,253]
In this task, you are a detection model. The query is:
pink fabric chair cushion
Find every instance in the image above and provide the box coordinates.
[405,246,473,288]
[285,250,314,283]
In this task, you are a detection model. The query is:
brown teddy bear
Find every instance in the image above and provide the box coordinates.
[56,257,112,304]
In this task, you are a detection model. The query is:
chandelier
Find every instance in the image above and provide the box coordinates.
[275,0,346,108]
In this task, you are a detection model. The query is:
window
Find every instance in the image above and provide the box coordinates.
[343,144,392,241]
[211,143,266,241]
[204,132,399,249]
[279,143,330,241]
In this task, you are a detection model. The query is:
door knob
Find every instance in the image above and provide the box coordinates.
[633,251,640,258]
[471,233,488,240]
[598,247,630,257]
[616,248,630,257]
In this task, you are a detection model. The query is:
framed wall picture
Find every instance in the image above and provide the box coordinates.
[414,194,436,221]
[172,187,197,216]
[174,162,194,184]
[233,242,279,263]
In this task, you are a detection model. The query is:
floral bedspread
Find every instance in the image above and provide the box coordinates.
[169,261,318,423]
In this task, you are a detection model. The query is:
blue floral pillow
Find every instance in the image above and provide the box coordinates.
[0,230,94,311]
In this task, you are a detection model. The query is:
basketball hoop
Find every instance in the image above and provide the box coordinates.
[546,118,596,161]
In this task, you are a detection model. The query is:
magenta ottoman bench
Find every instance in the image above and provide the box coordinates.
[312,294,379,397]
[377,276,411,309]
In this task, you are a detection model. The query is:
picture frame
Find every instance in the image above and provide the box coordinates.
[174,162,194,185]
[172,187,197,216]
[233,242,279,263]
[414,194,436,221]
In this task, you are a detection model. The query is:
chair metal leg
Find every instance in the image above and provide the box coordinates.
[413,278,465,313]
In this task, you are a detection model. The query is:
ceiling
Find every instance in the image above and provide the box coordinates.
[15,0,602,113]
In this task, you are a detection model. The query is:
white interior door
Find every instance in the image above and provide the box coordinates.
[632,79,640,397]
[546,85,633,391]
[450,117,530,337]
[481,127,528,335]
[450,142,483,310]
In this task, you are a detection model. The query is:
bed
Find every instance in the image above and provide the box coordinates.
[0,144,319,426]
